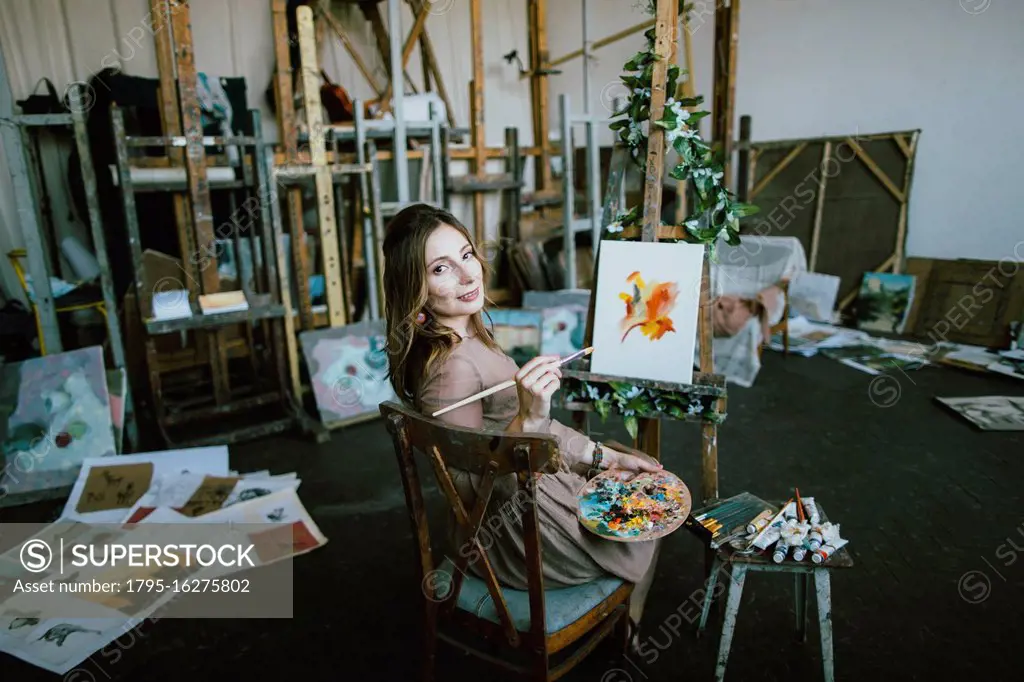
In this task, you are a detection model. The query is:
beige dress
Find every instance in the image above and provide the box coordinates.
[416,335,657,590]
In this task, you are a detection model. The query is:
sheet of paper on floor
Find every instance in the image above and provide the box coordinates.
[123,471,301,523]
[60,447,230,524]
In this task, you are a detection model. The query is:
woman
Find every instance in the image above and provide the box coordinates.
[382,203,662,636]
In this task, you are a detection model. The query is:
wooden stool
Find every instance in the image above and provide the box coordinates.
[696,502,853,682]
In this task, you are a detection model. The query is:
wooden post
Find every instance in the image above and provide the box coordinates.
[297,5,346,327]
[151,0,199,298]
[272,0,313,330]
[712,0,740,191]
[470,0,486,247]
[527,0,552,199]
[640,0,678,239]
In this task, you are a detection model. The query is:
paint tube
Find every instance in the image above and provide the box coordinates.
[811,538,848,564]
[808,528,824,552]
[746,509,774,534]
[802,497,820,524]
[752,525,782,550]
[792,545,807,562]
[772,539,790,563]
[783,500,798,521]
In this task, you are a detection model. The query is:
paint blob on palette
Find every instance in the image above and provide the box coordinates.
[577,470,691,542]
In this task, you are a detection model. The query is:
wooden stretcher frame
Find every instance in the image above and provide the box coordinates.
[736,125,921,312]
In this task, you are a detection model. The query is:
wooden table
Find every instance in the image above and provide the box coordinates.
[696,502,853,682]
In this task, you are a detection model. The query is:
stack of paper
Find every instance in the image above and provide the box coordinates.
[0,447,325,674]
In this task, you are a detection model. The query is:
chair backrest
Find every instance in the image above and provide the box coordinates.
[379,400,561,648]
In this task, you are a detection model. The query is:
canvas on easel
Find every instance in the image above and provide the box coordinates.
[589,240,705,384]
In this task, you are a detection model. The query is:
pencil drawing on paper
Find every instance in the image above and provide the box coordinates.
[618,271,680,342]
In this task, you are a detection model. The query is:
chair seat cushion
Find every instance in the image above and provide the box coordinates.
[435,558,626,634]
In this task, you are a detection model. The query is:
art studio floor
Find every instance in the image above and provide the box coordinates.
[3,352,1023,681]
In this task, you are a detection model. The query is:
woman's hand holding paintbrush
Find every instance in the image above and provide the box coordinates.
[431,346,593,419]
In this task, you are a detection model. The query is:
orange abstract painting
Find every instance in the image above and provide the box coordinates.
[618,271,680,342]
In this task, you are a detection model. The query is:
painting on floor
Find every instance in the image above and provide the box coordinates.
[589,240,705,384]
[934,395,1024,431]
[299,320,397,427]
[855,272,916,334]
[0,346,116,497]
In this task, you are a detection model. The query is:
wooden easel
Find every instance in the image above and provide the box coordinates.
[558,0,726,506]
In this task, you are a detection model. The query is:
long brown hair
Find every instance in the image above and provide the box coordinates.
[381,203,499,406]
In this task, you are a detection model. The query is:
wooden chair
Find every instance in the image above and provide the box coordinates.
[380,400,634,682]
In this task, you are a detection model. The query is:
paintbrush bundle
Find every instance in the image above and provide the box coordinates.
[684,492,779,549]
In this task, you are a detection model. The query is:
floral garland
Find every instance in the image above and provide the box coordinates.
[560,380,725,439]
[606,7,759,251]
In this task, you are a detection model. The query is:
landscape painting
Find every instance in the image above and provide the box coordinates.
[589,241,705,384]
[855,272,916,334]
[300,320,397,427]
[485,309,543,367]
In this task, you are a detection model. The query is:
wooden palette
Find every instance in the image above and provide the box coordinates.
[577,469,692,542]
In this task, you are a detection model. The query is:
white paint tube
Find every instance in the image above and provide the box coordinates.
[783,500,798,521]
[811,538,848,564]
[808,528,824,552]
[802,497,820,524]
[792,545,808,561]
[772,539,790,563]
[753,525,782,550]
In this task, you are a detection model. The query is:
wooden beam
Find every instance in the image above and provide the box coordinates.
[546,18,656,70]
[298,5,346,327]
[151,0,198,297]
[407,0,456,128]
[847,137,906,202]
[749,142,807,199]
[675,8,694,224]
[361,0,419,94]
[378,0,432,108]
[808,142,832,272]
[640,0,677,239]
[470,0,486,246]
[272,0,313,331]
[319,1,386,98]
[527,0,552,196]
[893,131,920,273]
[711,0,740,190]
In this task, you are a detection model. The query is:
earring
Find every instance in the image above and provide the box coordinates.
[415,311,428,325]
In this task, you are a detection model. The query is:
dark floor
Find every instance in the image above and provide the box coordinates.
[3,352,1024,681]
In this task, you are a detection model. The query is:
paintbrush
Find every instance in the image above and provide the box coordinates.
[795,487,806,522]
[746,497,793,549]
[431,346,595,418]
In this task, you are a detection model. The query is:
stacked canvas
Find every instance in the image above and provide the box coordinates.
[0,447,326,674]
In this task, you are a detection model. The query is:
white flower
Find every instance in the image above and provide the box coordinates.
[685,219,700,230]
[623,385,643,400]
[586,385,602,401]
[606,222,624,234]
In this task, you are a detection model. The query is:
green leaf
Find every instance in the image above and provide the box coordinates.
[624,415,639,440]
[731,202,760,217]
[609,120,628,131]
[669,164,688,181]
[594,398,610,420]
[607,381,632,393]
[725,230,742,247]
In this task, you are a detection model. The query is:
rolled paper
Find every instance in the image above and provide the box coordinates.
[803,496,820,524]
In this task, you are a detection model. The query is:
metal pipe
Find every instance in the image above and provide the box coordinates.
[559,93,575,289]
[355,101,380,320]
[388,0,409,204]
